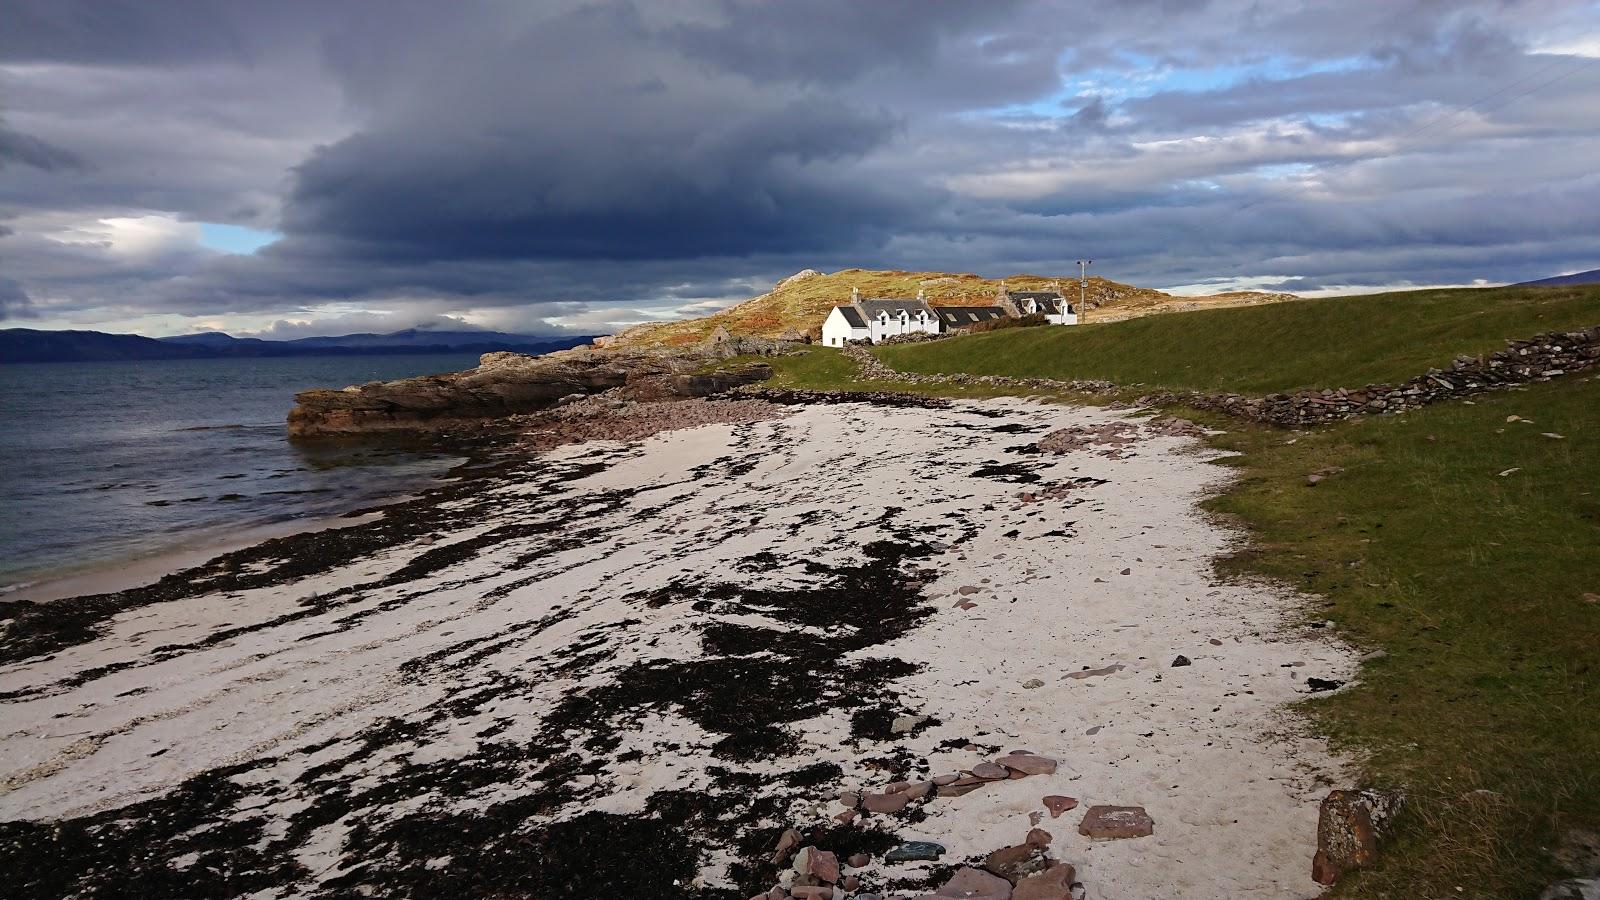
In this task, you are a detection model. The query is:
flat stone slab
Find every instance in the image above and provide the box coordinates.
[1078,804,1155,839]
[998,753,1058,776]
[936,866,1013,898]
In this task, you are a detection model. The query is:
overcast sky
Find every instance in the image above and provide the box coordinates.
[2,0,1598,338]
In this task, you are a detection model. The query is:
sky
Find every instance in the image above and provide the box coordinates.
[2,0,1598,338]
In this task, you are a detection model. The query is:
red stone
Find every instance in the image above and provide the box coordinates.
[1011,864,1077,900]
[938,866,1013,897]
[1042,795,1078,818]
[970,762,1010,780]
[863,790,912,813]
[1078,804,1154,839]
[999,754,1058,776]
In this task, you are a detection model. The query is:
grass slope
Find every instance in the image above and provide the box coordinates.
[1195,374,1599,898]
[877,284,1600,395]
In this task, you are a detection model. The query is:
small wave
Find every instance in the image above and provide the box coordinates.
[174,423,280,432]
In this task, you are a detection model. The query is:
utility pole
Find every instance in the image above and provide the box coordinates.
[1076,260,1092,323]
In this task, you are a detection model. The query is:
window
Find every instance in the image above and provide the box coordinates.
[967,312,977,322]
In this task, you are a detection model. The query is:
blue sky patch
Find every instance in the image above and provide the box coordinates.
[199,223,280,255]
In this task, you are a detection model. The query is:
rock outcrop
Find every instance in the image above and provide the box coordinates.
[287,346,774,437]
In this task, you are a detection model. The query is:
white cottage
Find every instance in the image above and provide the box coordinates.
[999,285,1078,325]
[821,305,868,347]
[821,289,940,347]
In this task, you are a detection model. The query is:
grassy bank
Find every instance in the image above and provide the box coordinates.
[829,286,1600,895]
[1190,373,1599,897]
[876,284,1600,394]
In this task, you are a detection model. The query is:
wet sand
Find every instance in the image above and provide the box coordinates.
[0,395,1353,898]
[1,511,389,605]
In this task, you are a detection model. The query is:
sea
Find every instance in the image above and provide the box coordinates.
[0,353,485,592]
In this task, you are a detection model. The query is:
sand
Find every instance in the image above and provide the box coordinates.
[0,397,1354,898]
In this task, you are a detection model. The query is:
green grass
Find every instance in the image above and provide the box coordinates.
[841,287,1600,895]
[1185,374,1600,897]
[876,285,1600,395]
[760,346,1122,405]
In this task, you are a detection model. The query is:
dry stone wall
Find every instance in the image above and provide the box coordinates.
[848,326,1600,427]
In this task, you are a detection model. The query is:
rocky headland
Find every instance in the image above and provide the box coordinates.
[286,337,791,438]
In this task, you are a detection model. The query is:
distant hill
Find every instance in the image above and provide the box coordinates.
[601,268,1297,349]
[1,327,597,364]
[1517,268,1600,287]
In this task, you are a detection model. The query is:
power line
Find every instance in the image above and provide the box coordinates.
[1407,55,1599,143]
[1394,53,1581,143]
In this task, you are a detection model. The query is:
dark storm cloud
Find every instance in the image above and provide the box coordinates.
[0,123,84,172]
[1,0,1598,331]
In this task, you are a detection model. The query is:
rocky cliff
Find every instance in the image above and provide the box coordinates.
[287,345,775,437]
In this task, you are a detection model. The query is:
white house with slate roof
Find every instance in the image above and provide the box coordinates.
[998,282,1078,326]
[822,288,941,347]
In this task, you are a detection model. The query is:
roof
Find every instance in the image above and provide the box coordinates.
[932,306,1008,327]
[859,299,932,319]
[1007,291,1066,314]
[832,305,867,327]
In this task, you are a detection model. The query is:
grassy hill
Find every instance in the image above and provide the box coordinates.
[603,267,1295,349]
[875,283,1600,394]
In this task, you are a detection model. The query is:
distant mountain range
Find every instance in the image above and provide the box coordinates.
[1516,268,1600,287]
[0,327,598,364]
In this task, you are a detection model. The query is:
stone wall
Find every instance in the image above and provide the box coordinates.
[847,326,1600,427]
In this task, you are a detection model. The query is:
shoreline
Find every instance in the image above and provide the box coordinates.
[0,508,391,605]
[0,393,1355,898]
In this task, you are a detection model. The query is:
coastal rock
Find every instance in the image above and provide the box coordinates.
[772,828,803,864]
[1011,865,1077,900]
[938,866,1014,898]
[793,847,840,884]
[998,754,1058,776]
[1078,805,1155,839]
[891,714,930,734]
[983,843,1049,883]
[1042,796,1079,818]
[1312,789,1403,885]
[863,790,913,813]
[287,346,772,436]
[971,762,1011,780]
[885,841,945,862]
[937,780,988,798]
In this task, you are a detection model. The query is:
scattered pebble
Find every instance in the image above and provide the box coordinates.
[1043,795,1080,818]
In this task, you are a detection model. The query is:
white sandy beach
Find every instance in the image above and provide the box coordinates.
[0,397,1354,898]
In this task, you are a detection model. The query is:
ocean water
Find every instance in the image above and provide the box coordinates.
[0,353,484,590]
